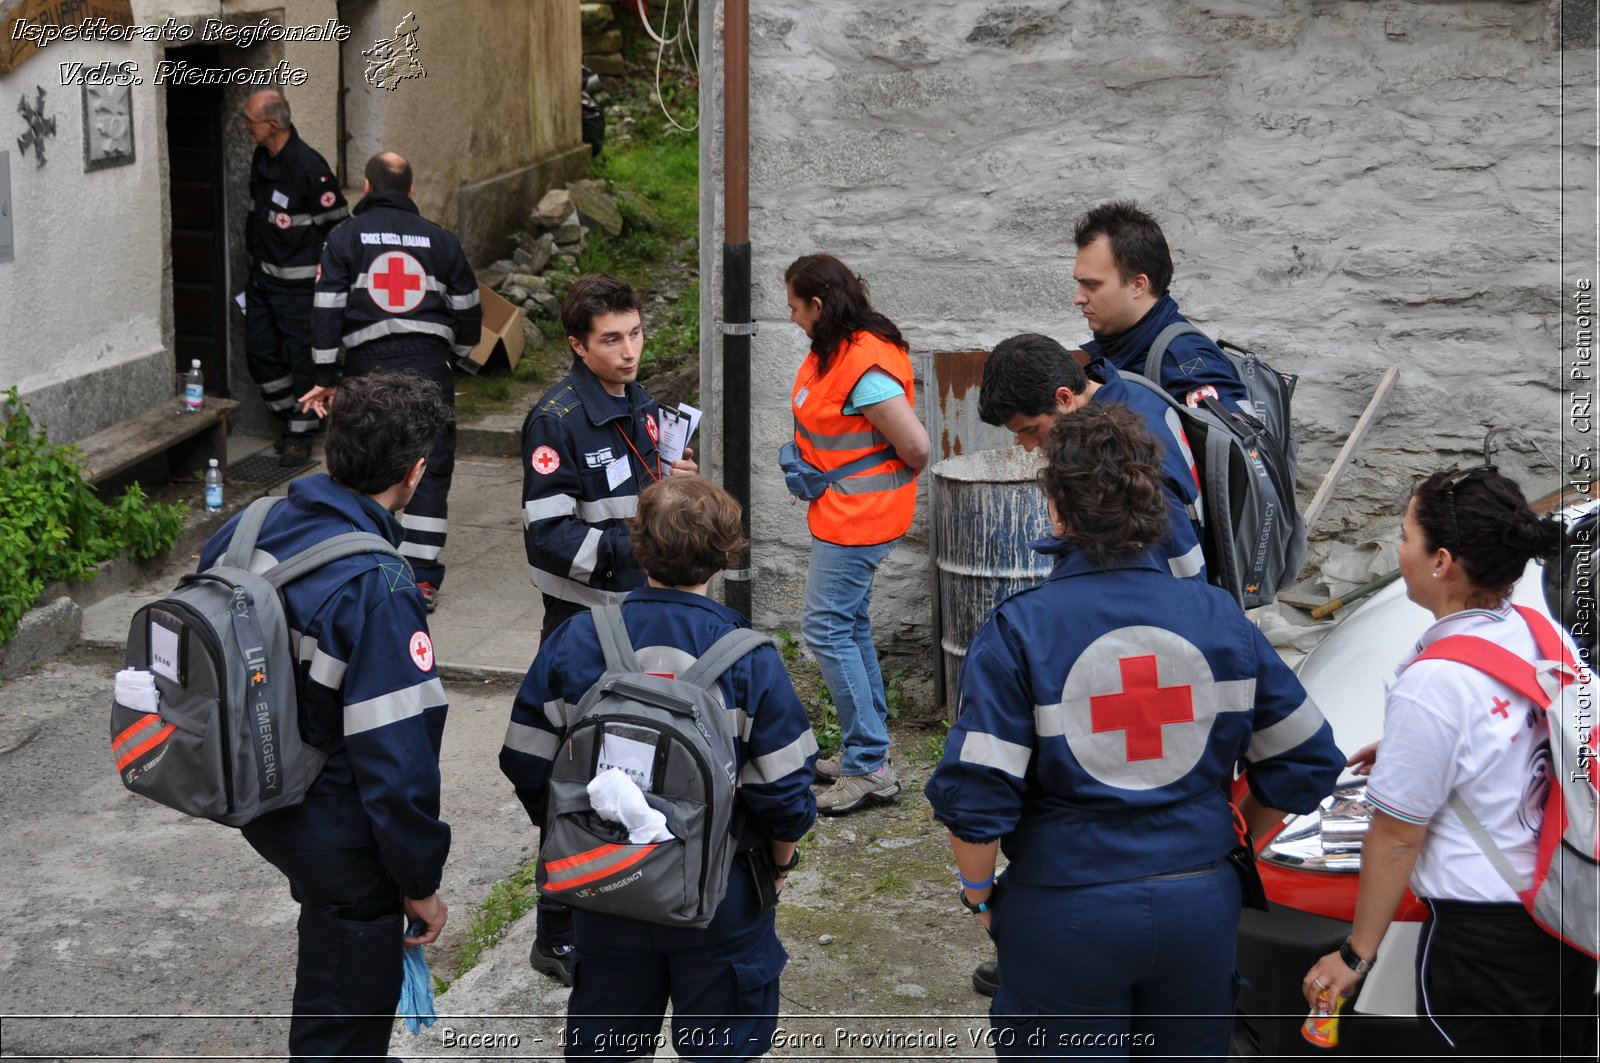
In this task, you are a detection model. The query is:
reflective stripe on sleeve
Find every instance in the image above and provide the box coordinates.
[446,289,481,310]
[569,528,603,581]
[527,563,629,608]
[957,730,1032,778]
[401,514,448,534]
[1245,697,1329,763]
[345,677,448,736]
[259,262,319,280]
[312,347,341,365]
[1167,542,1206,579]
[741,730,821,785]
[314,291,349,308]
[503,719,559,762]
[525,496,579,524]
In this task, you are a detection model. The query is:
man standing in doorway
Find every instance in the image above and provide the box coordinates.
[304,152,481,612]
[240,89,347,466]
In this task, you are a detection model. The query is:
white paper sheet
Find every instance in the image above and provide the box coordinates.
[598,732,656,791]
[149,621,180,683]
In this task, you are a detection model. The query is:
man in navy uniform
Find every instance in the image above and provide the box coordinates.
[199,371,452,1061]
[240,89,348,466]
[305,151,481,612]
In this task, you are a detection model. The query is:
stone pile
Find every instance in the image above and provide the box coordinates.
[482,180,627,339]
[581,1,625,76]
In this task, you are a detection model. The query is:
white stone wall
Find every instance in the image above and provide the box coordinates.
[701,0,1598,656]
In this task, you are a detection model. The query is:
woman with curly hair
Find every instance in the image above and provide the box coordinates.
[926,403,1342,1057]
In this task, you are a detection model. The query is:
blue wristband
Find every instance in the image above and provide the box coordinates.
[958,872,994,891]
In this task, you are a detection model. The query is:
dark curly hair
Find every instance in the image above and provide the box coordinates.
[1037,404,1169,568]
[324,371,451,494]
[629,477,749,588]
[784,253,906,372]
[1412,467,1563,597]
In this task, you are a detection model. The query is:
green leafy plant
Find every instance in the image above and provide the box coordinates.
[773,627,801,664]
[0,388,187,644]
[441,858,541,991]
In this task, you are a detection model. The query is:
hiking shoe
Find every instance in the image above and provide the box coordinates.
[530,937,574,986]
[417,581,440,613]
[972,959,999,997]
[279,443,311,467]
[816,763,900,816]
[813,755,841,783]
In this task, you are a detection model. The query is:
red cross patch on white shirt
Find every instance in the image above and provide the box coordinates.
[409,630,434,672]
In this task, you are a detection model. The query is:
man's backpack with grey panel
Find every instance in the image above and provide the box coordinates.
[112,497,405,827]
[536,605,769,929]
[1132,324,1306,609]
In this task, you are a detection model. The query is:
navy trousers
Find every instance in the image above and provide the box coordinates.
[564,867,788,1062]
[344,349,456,587]
[244,277,322,446]
[990,863,1242,1060]
[243,834,405,1062]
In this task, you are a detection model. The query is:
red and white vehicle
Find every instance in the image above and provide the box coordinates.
[1231,500,1595,1057]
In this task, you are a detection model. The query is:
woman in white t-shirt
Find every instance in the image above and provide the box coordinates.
[1301,466,1596,1056]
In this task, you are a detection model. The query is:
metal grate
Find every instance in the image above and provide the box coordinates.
[227,451,315,489]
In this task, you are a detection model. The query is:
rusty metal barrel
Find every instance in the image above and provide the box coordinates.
[930,447,1053,708]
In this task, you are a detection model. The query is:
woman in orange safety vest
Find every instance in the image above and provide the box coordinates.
[785,253,930,817]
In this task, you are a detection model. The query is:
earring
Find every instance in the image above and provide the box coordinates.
[1431,572,1439,579]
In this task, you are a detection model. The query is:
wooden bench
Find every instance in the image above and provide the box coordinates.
[73,398,240,486]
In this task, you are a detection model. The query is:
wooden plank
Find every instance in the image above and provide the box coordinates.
[1302,367,1399,535]
[73,398,239,484]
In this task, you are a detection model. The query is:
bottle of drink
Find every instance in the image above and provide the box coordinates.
[1301,984,1350,1049]
[204,459,224,513]
[184,360,205,413]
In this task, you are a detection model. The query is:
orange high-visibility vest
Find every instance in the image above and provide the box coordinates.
[790,331,918,546]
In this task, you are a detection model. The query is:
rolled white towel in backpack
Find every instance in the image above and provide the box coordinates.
[115,668,160,714]
[587,768,674,844]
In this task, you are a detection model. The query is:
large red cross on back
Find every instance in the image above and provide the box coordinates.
[371,255,423,308]
[1090,654,1196,762]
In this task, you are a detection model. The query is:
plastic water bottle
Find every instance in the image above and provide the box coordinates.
[183,360,205,413]
[204,459,224,513]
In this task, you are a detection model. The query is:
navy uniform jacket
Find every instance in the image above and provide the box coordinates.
[1082,293,1250,414]
[246,126,348,284]
[500,588,818,847]
[521,362,664,610]
[199,475,450,899]
[925,545,1342,887]
[1087,357,1206,582]
[310,189,482,387]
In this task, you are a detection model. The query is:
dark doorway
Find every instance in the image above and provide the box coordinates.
[165,44,229,395]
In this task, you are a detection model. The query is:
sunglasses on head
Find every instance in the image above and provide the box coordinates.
[1440,464,1497,549]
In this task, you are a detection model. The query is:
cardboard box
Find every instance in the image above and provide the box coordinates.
[460,283,524,374]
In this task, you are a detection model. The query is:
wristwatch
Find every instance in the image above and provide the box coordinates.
[1339,937,1375,974]
[774,849,801,874]
[959,887,991,915]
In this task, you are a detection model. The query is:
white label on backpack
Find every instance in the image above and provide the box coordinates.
[606,456,632,491]
[149,621,180,682]
[598,732,656,791]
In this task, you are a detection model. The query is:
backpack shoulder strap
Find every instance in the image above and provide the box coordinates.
[679,628,774,692]
[219,496,287,569]
[1143,322,1209,382]
[1512,605,1579,670]
[1120,368,1184,411]
[1446,791,1531,895]
[591,603,641,673]
[260,532,406,589]
[1412,634,1550,708]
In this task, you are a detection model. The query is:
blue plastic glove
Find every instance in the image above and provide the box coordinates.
[400,939,436,1034]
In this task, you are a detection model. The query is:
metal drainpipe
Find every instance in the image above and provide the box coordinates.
[720,0,754,618]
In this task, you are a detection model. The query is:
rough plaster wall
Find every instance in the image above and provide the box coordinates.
[700,0,1596,659]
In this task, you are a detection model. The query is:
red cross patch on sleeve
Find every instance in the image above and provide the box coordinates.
[1184,385,1219,408]
[531,445,561,475]
[409,630,434,672]
[320,190,337,208]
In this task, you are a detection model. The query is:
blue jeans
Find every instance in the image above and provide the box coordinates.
[802,537,897,776]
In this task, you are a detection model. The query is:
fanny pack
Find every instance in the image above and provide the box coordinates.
[778,441,896,502]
